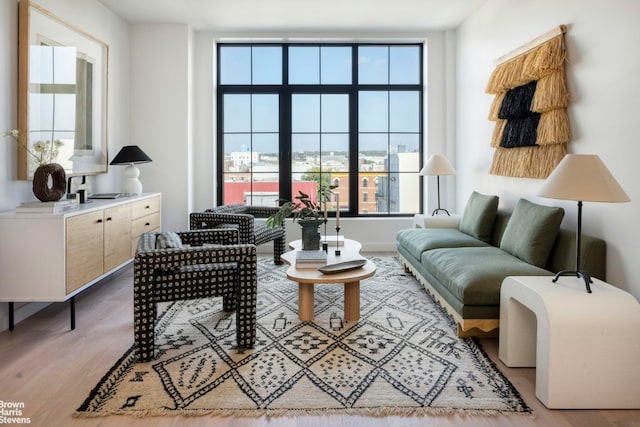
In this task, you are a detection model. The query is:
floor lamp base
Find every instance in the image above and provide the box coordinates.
[431,208,451,216]
[552,270,593,293]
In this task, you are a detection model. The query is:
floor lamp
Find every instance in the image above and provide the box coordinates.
[420,154,456,216]
[537,154,629,293]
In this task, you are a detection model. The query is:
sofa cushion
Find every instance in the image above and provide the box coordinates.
[396,228,490,260]
[459,191,499,243]
[421,246,553,306]
[155,231,183,249]
[499,199,564,268]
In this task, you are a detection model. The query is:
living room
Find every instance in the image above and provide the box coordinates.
[0,0,638,424]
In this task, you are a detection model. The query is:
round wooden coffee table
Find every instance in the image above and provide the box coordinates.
[281,239,376,322]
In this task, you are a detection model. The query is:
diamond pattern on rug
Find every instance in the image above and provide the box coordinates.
[343,324,397,360]
[382,342,454,403]
[77,256,532,417]
[310,346,376,397]
[242,351,300,399]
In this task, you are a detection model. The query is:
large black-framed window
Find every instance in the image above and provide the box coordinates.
[217,43,423,217]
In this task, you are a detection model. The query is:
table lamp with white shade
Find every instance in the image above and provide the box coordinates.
[537,154,630,293]
[419,154,456,216]
[110,145,152,195]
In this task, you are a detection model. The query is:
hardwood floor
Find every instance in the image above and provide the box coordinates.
[1,259,638,427]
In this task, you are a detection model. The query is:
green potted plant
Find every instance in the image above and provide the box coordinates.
[266,186,336,250]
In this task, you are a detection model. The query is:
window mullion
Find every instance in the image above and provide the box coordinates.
[349,86,358,217]
[280,46,291,203]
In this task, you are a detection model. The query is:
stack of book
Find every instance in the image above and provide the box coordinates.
[295,250,328,269]
[15,199,80,214]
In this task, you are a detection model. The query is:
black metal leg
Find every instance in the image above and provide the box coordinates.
[431,208,451,216]
[8,302,14,331]
[431,176,451,216]
[6,299,78,331]
[550,201,593,294]
[552,270,593,293]
[70,297,76,330]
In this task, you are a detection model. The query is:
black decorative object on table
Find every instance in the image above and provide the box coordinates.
[322,217,328,253]
[32,163,66,202]
[299,218,324,251]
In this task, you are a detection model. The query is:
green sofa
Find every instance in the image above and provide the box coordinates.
[396,193,606,336]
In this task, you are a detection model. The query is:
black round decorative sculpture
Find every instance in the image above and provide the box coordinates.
[32,163,66,202]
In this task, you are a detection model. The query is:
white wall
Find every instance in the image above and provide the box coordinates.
[192,32,216,212]
[457,0,640,298]
[129,24,193,231]
[0,0,130,329]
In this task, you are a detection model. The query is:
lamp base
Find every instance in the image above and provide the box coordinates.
[431,208,451,216]
[122,164,143,195]
[552,270,593,293]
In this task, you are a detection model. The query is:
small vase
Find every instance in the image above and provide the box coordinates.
[32,163,67,202]
[299,218,324,251]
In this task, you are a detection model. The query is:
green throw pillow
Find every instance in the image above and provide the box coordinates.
[459,191,499,243]
[156,231,183,249]
[500,199,564,268]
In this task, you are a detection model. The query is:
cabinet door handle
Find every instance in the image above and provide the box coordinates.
[106,217,113,221]
[97,219,103,223]
[145,222,151,226]
[145,205,150,209]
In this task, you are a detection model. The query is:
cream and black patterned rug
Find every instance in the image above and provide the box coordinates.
[76,256,531,418]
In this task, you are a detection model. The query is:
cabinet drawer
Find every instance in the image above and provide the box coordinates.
[132,212,161,238]
[131,196,160,219]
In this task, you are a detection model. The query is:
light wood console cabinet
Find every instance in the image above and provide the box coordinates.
[0,193,161,330]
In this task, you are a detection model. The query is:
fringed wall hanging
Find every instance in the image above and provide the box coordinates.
[486,25,569,179]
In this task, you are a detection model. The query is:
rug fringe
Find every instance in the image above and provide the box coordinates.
[73,405,534,419]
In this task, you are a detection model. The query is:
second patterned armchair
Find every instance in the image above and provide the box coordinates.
[190,204,286,264]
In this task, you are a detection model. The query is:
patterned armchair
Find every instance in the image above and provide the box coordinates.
[133,228,257,362]
[190,204,286,265]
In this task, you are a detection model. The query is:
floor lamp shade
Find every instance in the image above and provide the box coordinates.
[419,154,456,216]
[110,146,152,195]
[538,154,630,292]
